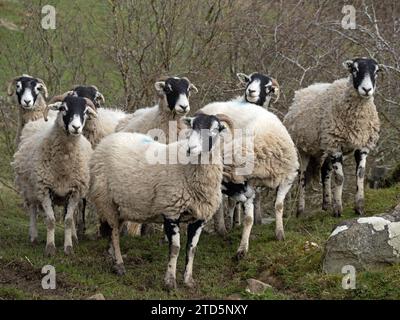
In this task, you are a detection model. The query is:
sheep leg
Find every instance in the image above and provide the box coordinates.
[332,152,344,217]
[214,201,227,236]
[227,197,237,229]
[235,192,255,260]
[163,216,181,290]
[64,193,80,255]
[275,179,294,241]
[297,154,310,217]
[111,222,126,276]
[254,189,262,224]
[321,157,333,211]
[354,148,368,216]
[28,204,38,244]
[42,192,56,257]
[184,220,205,288]
[233,203,242,226]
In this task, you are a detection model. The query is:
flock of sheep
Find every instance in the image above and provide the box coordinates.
[6,57,381,289]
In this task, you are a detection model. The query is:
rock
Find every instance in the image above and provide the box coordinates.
[87,293,105,300]
[245,278,272,294]
[323,204,400,273]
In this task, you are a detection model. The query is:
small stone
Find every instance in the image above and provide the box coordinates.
[87,293,105,300]
[246,278,272,294]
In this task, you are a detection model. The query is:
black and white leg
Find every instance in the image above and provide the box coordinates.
[28,204,38,244]
[163,215,181,290]
[331,152,344,217]
[184,219,205,288]
[321,156,333,211]
[42,190,56,257]
[354,148,369,215]
[297,153,310,217]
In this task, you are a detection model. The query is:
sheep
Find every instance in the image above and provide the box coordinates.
[200,95,299,258]
[283,58,381,217]
[115,76,198,142]
[89,113,232,289]
[116,76,198,236]
[214,72,281,235]
[6,74,49,145]
[12,95,96,255]
[51,85,127,147]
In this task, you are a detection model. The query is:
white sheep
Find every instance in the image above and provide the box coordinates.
[283,58,381,217]
[12,96,96,255]
[200,97,299,258]
[6,74,49,145]
[214,72,281,234]
[89,113,232,289]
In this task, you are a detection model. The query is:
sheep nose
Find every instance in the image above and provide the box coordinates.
[24,99,31,105]
[180,105,188,111]
[248,89,256,94]
[362,87,371,94]
[72,125,81,131]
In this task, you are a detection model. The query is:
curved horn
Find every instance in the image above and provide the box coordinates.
[6,76,20,96]
[35,78,48,99]
[83,97,98,118]
[215,113,234,132]
[271,78,280,103]
[49,91,74,104]
[97,92,105,104]
[83,97,96,110]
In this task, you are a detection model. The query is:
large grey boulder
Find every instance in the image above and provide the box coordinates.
[323,205,400,273]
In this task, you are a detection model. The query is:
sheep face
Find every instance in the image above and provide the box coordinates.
[48,96,97,136]
[343,58,380,98]
[71,85,105,108]
[183,113,225,156]
[237,72,279,107]
[7,75,48,109]
[155,77,198,115]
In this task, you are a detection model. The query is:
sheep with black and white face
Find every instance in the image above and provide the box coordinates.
[284,57,381,218]
[6,74,49,145]
[13,96,95,255]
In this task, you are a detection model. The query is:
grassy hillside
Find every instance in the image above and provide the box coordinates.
[1,182,400,300]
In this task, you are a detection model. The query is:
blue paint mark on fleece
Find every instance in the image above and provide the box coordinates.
[141,136,153,144]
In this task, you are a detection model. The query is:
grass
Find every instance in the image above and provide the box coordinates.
[1,181,400,300]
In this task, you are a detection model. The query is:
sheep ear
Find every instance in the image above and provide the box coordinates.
[237,73,250,84]
[343,60,354,71]
[182,117,194,128]
[189,83,198,93]
[48,102,63,111]
[154,81,166,93]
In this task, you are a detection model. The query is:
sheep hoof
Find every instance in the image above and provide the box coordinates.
[332,209,342,218]
[45,243,56,257]
[216,228,228,237]
[235,249,247,261]
[355,208,365,216]
[164,275,177,291]
[184,276,196,288]
[275,230,285,241]
[64,245,74,256]
[113,263,126,276]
